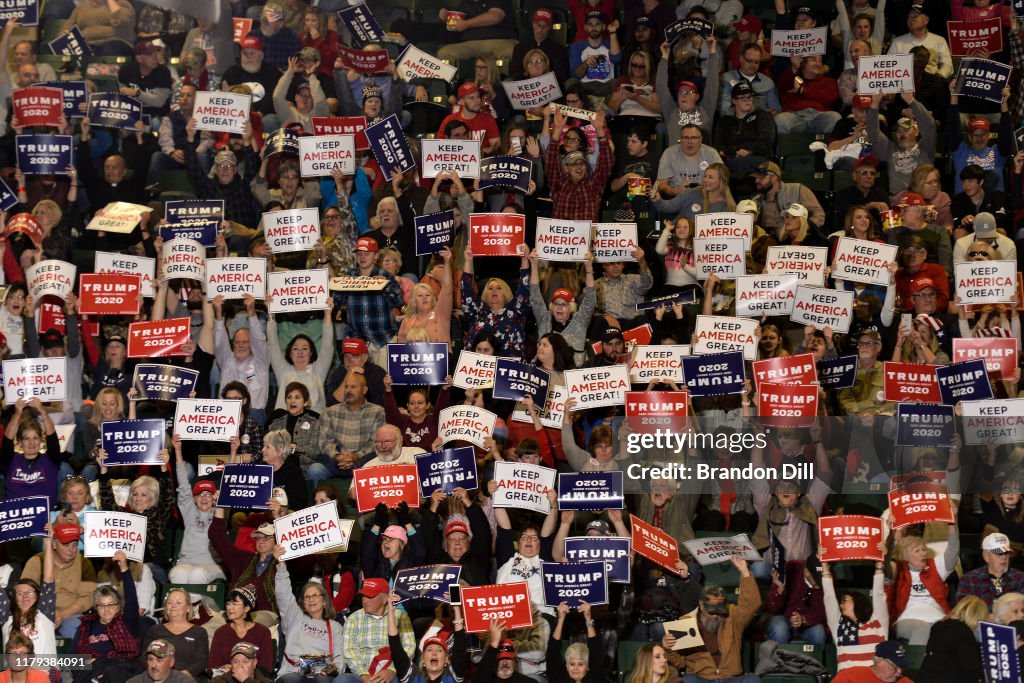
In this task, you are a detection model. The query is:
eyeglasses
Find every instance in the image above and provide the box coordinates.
[196,491,214,498]
[857,169,878,176]
[324,214,342,221]
[302,594,324,601]
[528,58,547,65]
[857,340,881,347]
[968,251,991,257]
[14,591,36,599]
[215,162,236,169]
[520,534,540,542]
[680,136,701,141]
[279,174,299,181]
[912,291,936,299]
[96,602,119,609]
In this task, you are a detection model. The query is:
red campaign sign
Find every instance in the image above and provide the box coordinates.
[127,318,191,358]
[758,382,819,427]
[947,18,1003,57]
[819,515,884,562]
[352,463,419,513]
[6,213,45,247]
[623,323,652,349]
[312,116,369,151]
[888,482,955,528]
[79,273,141,316]
[232,18,253,43]
[953,337,1018,381]
[752,353,818,389]
[38,299,65,335]
[624,391,689,433]
[337,46,390,74]
[461,582,534,633]
[883,362,941,403]
[13,87,64,128]
[630,514,681,572]
[469,213,526,256]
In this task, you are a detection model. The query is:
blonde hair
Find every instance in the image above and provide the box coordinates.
[90,388,125,427]
[565,642,589,664]
[626,645,669,683]
[377,247,402,270]
[404,327,430,342]
[894,535,933,563]
[482,278,513,307]
[403,283,437,317]
[945,595,988,630]
[130,476,159,510]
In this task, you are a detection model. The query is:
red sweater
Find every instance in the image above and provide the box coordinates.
[886,558,952,621]
[777,70,839,113]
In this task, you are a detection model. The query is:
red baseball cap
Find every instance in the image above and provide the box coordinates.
[444,519,470,537]
[342,338,368,355]
[677,80,700,95]
[551,288,575,303]
[457,82,479,99]
[358,578,390,598]
[532,8,553,25]
[912,277,937,292]
[853,155,879,171]
[733,15,762,34]
[496,638,517,660]
[899,193,926,207]
[192,480,217,496]
[852,94,872,110]
[968,117,990,133]
[53,524,81,544]
[239,36,263,52]
[354,236,379,252]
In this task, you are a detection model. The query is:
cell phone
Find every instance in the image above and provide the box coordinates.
[61,503,73,516]
[449,584,462,605]
[510,136,523,155]
[901,313,912,331]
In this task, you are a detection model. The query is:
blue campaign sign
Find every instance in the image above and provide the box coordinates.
[415,210,455,256]
[133,364,199,401]
[365,114,415,180]
[101,419,165,467]
[337,2,384,45]
[564,537,631,583]
[0,175,17,212]
[0,0,38,26]
[16,134,73,175]
[166,199,224,222]
[542,561,608,608]
[956,59,1013,104]
[636,289,699,311]
[160,218,220,248]
[681,351,746,397]
[48,25,91,58]
[936,358,993,405]
[1016,0,1024,16]
[0,496,49,543]
[896,403,955,447]
[558,472,624,510]
[37,80,88,119]
[87,93,142,130]
[981,621,1021,682]
[218,464,273,510]
[477,156,532,193]
[263,128,300,158]
[394,564,462,603]
[665,18,712,44]
[818,355,858,389]
[493,358,550,406]
[386,342,449,385]
[416,446,478,496]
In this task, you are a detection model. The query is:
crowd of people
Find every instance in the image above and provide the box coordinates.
[2,0,1024,682]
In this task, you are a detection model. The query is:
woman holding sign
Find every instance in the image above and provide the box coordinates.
[529,250,596,368]
[72,550,140,683]
[388,588,467,683]
[548,601,603,683]
[821,551,889,672]
[886,522,960,645]
[892,315,949,365]
[397,247,454,345]
[461,243,532,358]
[0,523,56,668]
[273,546,347,683]
[267,299,334,414]
[169,435,225,585]
[1,398,61,507]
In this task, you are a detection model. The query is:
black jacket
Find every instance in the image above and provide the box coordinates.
[917,619,984,683]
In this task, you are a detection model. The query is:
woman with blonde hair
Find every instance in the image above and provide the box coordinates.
[655,163,735,219]
[138,587,209,677]
[462,244,532,357]
[397,247,453,345]
[626,643,673,683]
[917,594,987,682]
[777,204,828,247]
[759,324,789,360]
[30,199,73,262]
[893,315,949,365]
[609,49,661,118]
[80,387,125,480]
[887,522,961,644]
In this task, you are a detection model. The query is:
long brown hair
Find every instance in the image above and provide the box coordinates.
[9,579,40,633]
[626,644,670,683]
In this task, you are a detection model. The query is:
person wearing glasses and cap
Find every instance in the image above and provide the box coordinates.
[952,211,1016,263]
[888,193,953,276]
[831,640,913,682]
[888,2,953,78]
[341,578,415,683]
[866,91,936,196]
[948,84,1013,194]
[211,642,273,683]
[509,9,570,83]
[657,36,720,144]
[956,532,1024,606]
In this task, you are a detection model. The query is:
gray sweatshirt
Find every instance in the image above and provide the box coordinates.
[276,565,346,676]
[175,462,217,566]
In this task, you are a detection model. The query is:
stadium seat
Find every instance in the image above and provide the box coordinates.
[616,640,647,683]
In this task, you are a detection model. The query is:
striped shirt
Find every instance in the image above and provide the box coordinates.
[824,571,889,671]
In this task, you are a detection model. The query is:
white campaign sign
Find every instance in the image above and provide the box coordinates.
[205,258,267,300]
[693,213,753,250]
[420,138,481,179]
[437,405,497,448]
[629,345,686,383]
[858,54,914,95]
[264,208,320,254]
[95,252,156,298]
[492,461,557,514]
[27,260,75,300]
[693,238,745,279]
[298,135,355,176]
[84,510,147,563]
[511,384,567,429]
[86,202,151,234]
[770,27,828,56]
[765,245,828,286]
[954,259,1017,305]
[962,398,1024,445]
[832,237,898,286]
[395,44,457,83]
[55,424,74,452]
[275,501,352,560]
[790,286,854,333]
[173,398,243,442]
[3,357,67,402]
[592,223,637,263]
[734,274,800,317]
[192,91,251,135]
[682,534,762,566]
[267,269,330,313]
[452,350,499,389]
[563,365,631,410]
[693,315,759,361]
[501,71,562,110]
[162,239,206,282]
[536,217,590,262]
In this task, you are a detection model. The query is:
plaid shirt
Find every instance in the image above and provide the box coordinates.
[337,266,404,348]
[955,566,1024,607]
[595,272,653,320]
[545,134,614,221]
[250,27,300,72]
[461,268,531,358]
[317,400,385,461]
[342,607,416,676]
[184,143,261,229]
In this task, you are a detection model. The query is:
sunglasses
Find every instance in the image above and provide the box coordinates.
[968,251,991,257]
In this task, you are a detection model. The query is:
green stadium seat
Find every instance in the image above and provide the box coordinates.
[616,640,647,682]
